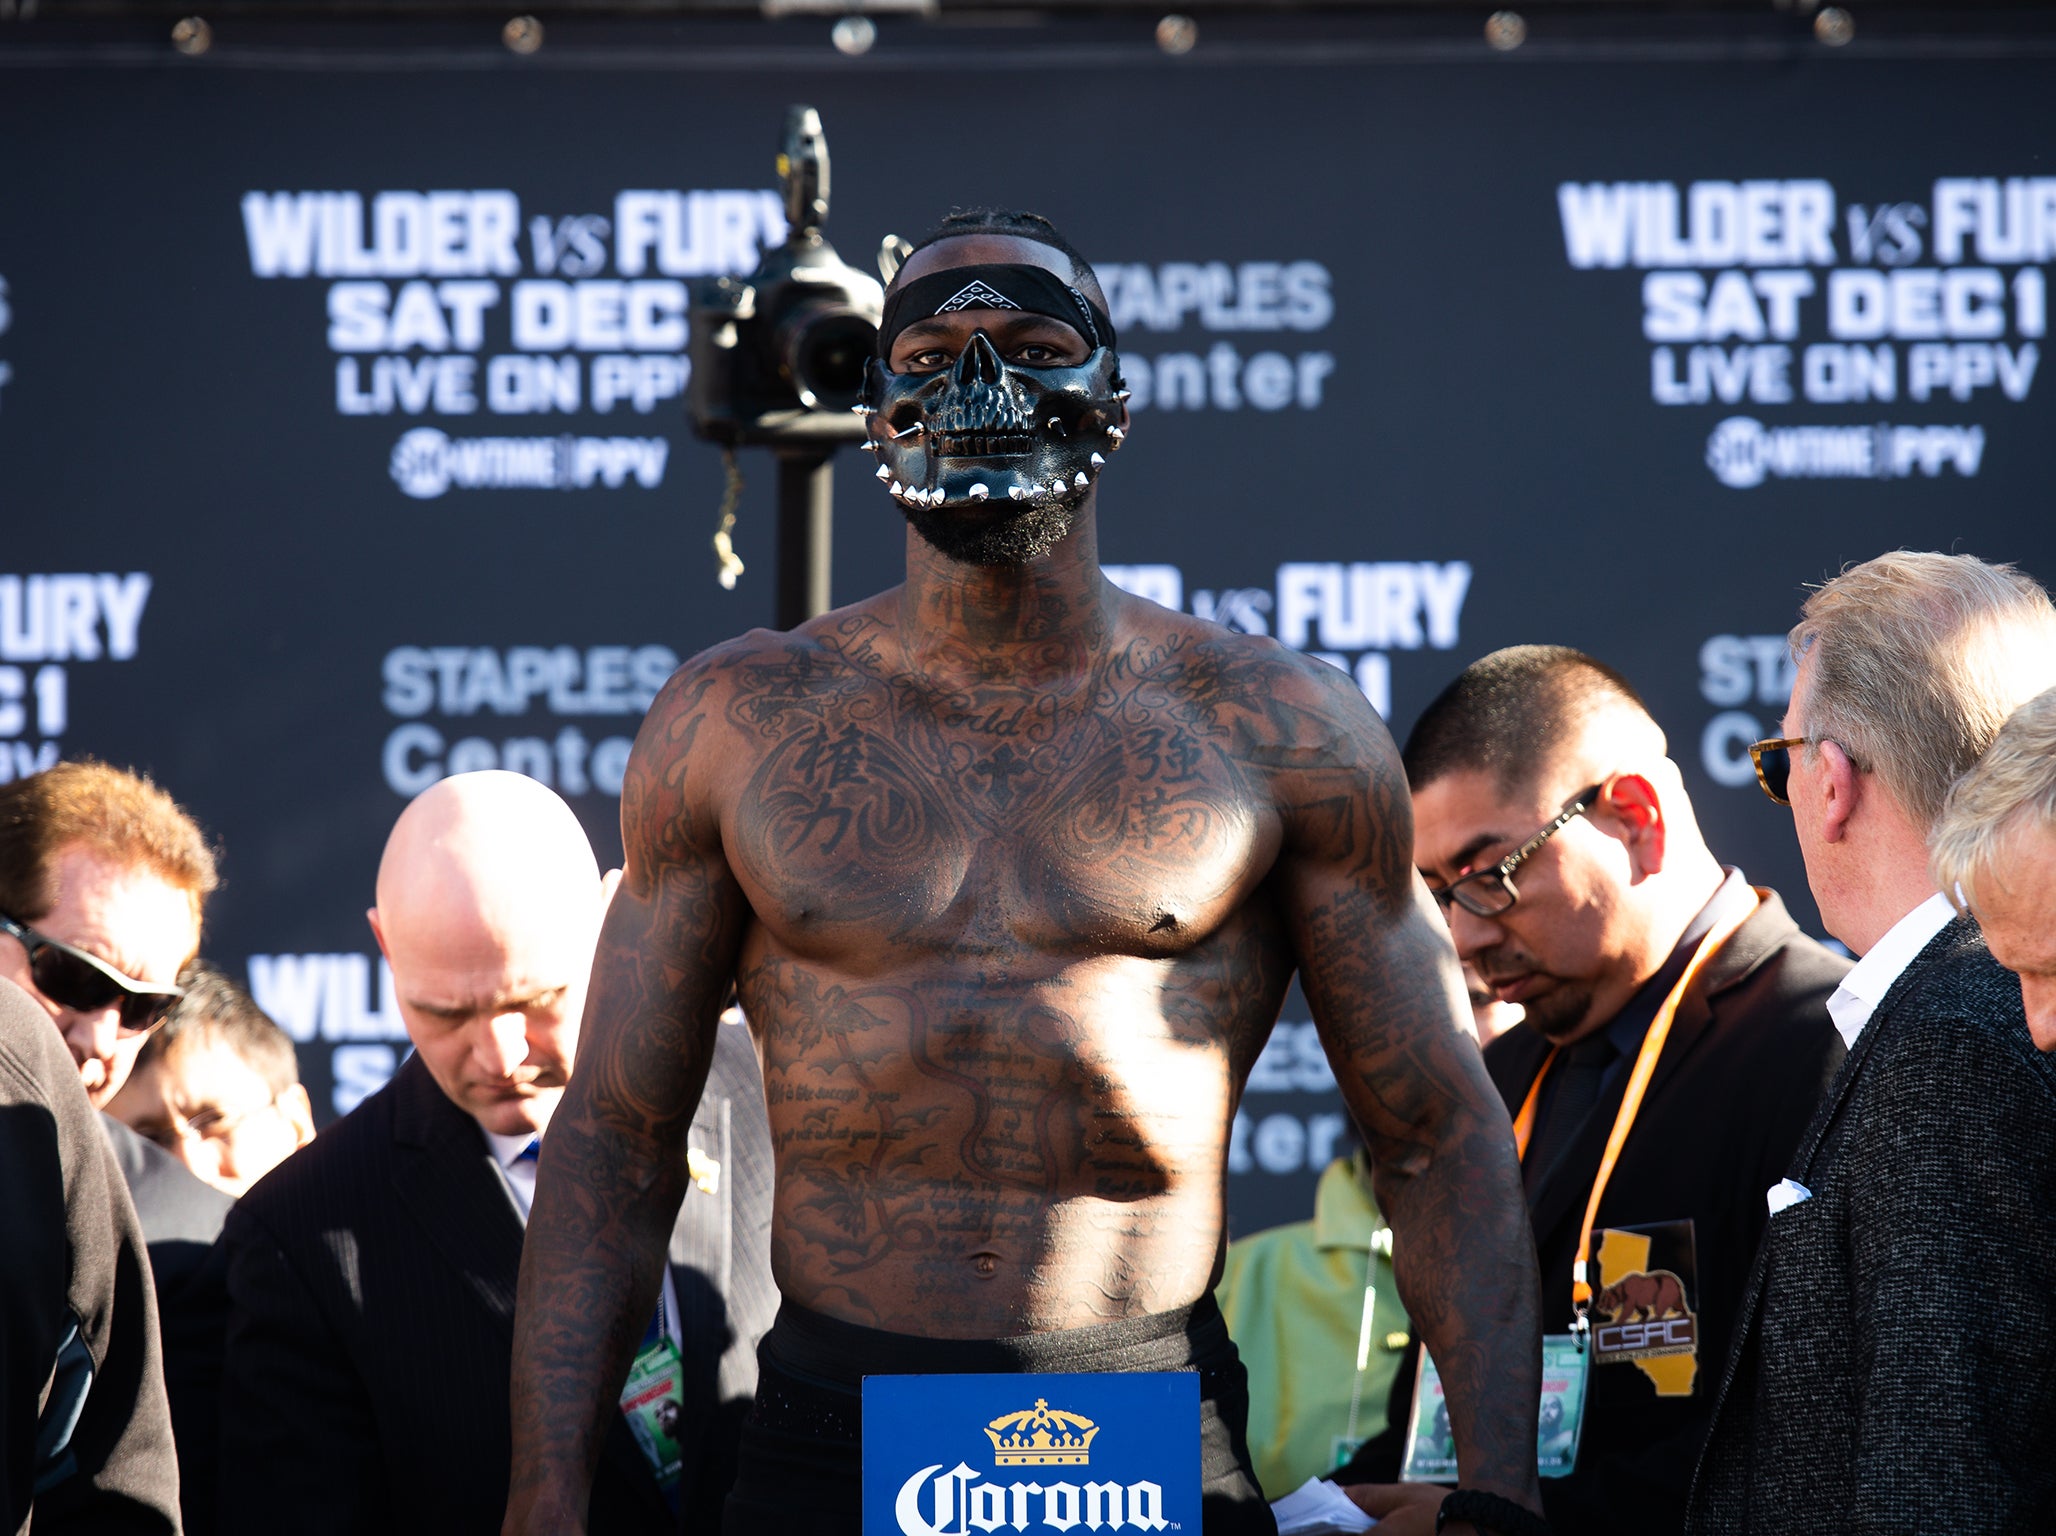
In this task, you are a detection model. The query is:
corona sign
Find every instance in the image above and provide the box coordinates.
[862,1372,1200,1535]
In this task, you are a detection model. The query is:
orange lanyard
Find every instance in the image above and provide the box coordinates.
[1509,892,1760,1342]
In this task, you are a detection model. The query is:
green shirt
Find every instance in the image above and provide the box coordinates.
[1215,1154,1412,1498]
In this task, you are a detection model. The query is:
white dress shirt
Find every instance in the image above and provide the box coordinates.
[1824,891,1959,1050]
[1767,891,1960,1216]
[485,1127,683,1350]
[485,1128,543,1218]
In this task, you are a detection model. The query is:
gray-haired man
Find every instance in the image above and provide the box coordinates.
[1688,552,2056,1534]
[1930,683,2056,1050]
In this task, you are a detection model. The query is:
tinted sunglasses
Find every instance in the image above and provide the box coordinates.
[0,913,184,1033]
[1748,737,1806,805]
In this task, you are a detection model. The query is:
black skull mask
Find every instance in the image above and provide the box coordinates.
[862,333,1126,522]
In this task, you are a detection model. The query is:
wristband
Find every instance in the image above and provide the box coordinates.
[1435,1488,1552,1536]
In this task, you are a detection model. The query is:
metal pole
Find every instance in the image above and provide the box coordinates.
[775,447,834,630]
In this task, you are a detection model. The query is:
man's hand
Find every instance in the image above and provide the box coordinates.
[1342,1481,1456,1535]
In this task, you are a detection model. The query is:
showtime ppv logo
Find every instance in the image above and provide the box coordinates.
[388,426,666,497]
[1703,415,1983,488]
[892,1399,1166,1535]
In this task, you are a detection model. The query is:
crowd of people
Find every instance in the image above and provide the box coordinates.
[5,207,2055,1536]
[0,762,776,1536]
[8,546,2053,1536]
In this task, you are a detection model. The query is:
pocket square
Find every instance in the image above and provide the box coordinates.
[1766,1177,1812,1216]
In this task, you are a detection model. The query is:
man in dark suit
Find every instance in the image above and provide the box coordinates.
[0,976,181,1534]
[0,760,231,1534]
[220,771,776,1535]
[1689,553,2056,1534]
[1340,646,1845,1536]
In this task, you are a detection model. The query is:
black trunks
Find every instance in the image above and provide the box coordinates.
[722,1294,1277,1536]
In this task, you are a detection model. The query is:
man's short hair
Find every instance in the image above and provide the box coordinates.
[0,759,218,925]
[1931,684,2056,913]
[1790,552,2056,831]
[901,206,1105,307]
[1403,645,1655,795]
[139,959,300,1098]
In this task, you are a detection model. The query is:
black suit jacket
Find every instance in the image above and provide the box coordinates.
[0,979,180,1536]
[1687,919,2056,1535]
[219,1020,776,1536]
[100,1116,233,1536]
[1341,890,1846,1534]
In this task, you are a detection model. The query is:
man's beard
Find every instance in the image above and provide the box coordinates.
[1520,978,1599,1043]
[900,490,1082,567]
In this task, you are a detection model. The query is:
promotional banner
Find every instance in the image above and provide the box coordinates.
[862,1371,1200,1535]
[3,30,2050,1236]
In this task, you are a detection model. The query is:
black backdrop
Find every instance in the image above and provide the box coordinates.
[3,16,2051,1234]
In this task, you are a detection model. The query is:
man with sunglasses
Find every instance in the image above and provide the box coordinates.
[0,758,231,1533]
[1689,554,2056,1535]
[0,762,214,1107]
[1338,646,1845,1536]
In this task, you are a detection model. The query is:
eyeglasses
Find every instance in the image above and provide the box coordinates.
[1747,737,1809,805]
[141,1093,284,1155]
[1427,784,1603,919]
[0,913,184,1034]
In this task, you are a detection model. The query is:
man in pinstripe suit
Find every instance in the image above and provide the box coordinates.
[218,772,776,1534]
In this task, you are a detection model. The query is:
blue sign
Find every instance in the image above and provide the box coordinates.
[862,1370,1201,1535]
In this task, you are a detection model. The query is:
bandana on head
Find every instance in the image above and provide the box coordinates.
[862,260,1128,566]
[877,263,1118,359]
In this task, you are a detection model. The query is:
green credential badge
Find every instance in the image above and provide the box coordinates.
[619,1295,687,1503]
[1400,1336,1590,1482]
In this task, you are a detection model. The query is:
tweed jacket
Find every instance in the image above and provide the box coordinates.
[1687,918,2056,1534]
[0,979,180,1535]
[219,1017,777,1535]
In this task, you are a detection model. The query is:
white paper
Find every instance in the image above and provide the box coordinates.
[1270,1476,1377,1534]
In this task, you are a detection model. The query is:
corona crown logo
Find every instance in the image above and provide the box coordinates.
[871,1374,1186,1534]
[985,1399,1100,1466]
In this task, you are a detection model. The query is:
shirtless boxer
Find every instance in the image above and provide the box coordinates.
[506,209,1545,1536]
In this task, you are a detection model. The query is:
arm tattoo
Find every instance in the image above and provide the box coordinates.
[505,665,748,1531]
[506,607,1542,1522]
[1273,663,1545,1506]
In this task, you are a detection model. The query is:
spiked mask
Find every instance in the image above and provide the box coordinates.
[859,264,1127,562]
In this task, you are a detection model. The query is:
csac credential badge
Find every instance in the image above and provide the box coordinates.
[862,1372,1200,1535]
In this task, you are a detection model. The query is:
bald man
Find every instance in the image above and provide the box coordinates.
[217,773,776,1536]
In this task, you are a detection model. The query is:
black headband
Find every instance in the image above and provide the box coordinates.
[877,263,1118,359]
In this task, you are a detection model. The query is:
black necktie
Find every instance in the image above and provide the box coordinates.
[1524,1033,1615,1194]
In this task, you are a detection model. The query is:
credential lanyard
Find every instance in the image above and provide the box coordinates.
[643,1275,671,1350]
[1509,891,1760,1347]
